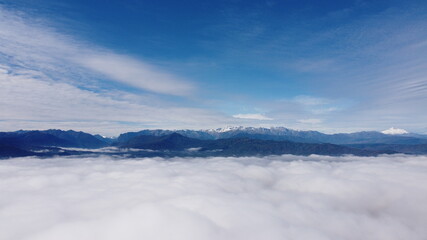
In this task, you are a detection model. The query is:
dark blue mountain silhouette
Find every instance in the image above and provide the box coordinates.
[117,128,427,145]
[0,129,108,149]
[3,128,427,159]
[117,133,391,156]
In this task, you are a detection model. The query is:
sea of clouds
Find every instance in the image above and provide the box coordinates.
[1,154,427,240]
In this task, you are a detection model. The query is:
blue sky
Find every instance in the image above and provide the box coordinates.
[1,0,427,135]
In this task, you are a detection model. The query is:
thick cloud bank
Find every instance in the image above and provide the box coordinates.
[1,155,427,240]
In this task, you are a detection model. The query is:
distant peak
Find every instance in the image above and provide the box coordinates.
[381,127,408,135]
[206,126,292,133]
[211,126,246,133]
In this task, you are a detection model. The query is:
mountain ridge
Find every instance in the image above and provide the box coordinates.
[1,128,426,158]
[116,133,389,156]
[116,127,427,145]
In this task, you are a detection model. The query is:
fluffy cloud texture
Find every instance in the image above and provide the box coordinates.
[1,155,427,240]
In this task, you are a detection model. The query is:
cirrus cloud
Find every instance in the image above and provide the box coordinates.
[233,113,273,120]
[0,6,194,96]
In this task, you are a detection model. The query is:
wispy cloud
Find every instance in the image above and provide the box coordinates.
[293,95,330,106]
[233,113,273,120]
[297,118,322,124]
[195,2,427,132]
[1,3,427,133]
[0,68,227,135]
[287,7,427,131]
[78,53,194,96]
[0,7,194,96]
[0,7,233,134]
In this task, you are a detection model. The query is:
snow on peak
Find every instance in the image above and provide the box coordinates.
[381,127,408,135]
[206,126,292,134]
[214,126,245,132]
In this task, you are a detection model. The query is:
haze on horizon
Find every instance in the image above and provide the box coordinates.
[1,0,427,136]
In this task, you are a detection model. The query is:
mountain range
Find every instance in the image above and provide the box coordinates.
[117,126,427,144]
[1,127,427,158]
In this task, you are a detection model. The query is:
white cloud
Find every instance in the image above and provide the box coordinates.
[0,7,194,96]
[233,113,273,120]
[1,155,427,240]
[0,7,239,133]
[297,118,322,124]
[382,127,409,135]
[2,5,427,133]
[77,53,194,96]
[0,70,228,135]
[293,95,330,106]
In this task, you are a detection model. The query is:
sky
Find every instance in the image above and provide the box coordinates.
[1,0,427,135]
[1,154,427,240]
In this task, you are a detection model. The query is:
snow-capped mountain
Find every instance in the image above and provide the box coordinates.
[3,128,427,158]
[116,126,427,145]
[381,127,409,135]
[207,126,247,133]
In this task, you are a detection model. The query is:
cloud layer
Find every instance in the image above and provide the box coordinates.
[1,155,427,240]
